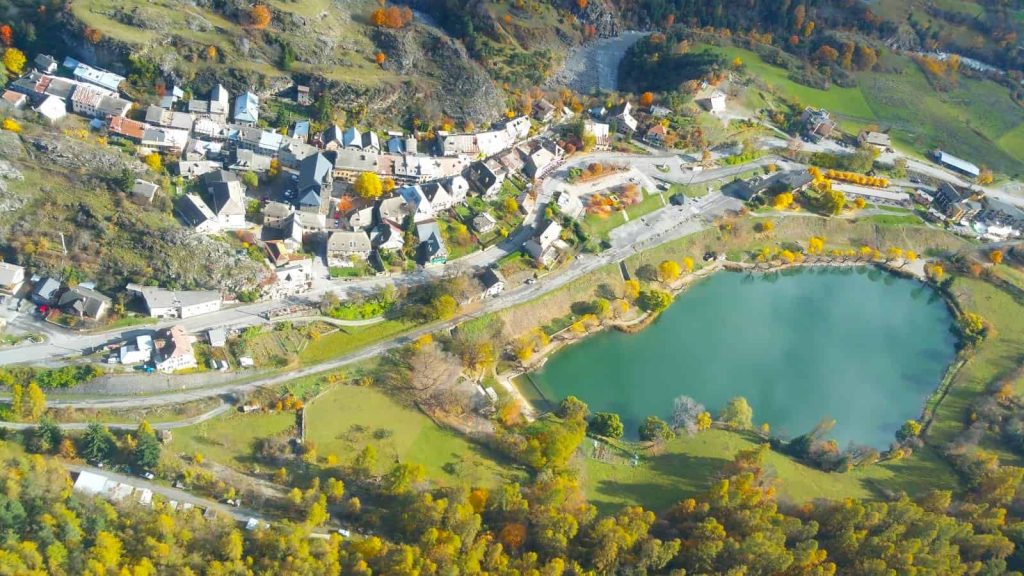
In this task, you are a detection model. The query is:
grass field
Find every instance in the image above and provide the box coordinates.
[583,429,959,513]
[703,42,1024,175]
[170,410,298,469]
[304,384,520,488]
[298,320,410,364]
[926,276,1024,445]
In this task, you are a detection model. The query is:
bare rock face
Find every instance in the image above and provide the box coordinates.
[375,27,503,124]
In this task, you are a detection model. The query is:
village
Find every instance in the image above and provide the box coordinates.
[0,53,1022,376]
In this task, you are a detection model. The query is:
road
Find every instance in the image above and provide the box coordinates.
[2,189,739,410]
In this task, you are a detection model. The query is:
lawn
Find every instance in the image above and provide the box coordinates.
[304,384,520,488]
[583,429,960,513]
[170,410,298,469]
[927,276,1024,444]
[298,320,410,364]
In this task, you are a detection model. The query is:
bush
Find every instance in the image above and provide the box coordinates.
[589,412,624,438]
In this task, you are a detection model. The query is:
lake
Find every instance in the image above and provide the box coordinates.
[529,267,957,448]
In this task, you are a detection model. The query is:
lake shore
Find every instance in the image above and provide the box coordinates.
[502,256,940,423]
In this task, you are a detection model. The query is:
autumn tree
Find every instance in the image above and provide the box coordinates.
[772,192,794,209]
[1,118,19,133]
[250,5,271,29]
[0,25,11,47]
[989,250,1004,265]
[375,52,386,66]
[682,256,694,272]
[144,152,162,172]
[719,397,753,429]
[658,259,682,283]
[2,47,25,75]
[977,167,994,185]
[639,92,654,107]
[26,382,45,422]
[354,171,383,199]
[696,411,713,431]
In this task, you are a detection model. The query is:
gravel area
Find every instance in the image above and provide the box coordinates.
[546,31,648,93]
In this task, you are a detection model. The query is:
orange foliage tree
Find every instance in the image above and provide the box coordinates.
[250,5,271,29]
[0,25,12,47]
[639,92,654,107]
[375,52,386,65]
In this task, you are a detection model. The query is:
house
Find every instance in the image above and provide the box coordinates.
[1,90,26,109]
[444,175,470,204]
[370,220,406,252]
[192,117,230,140]
[68,61,125,93]
[233,91,259,125]
[234,125,284,156]
[472,212,498,234]
[385,134,417,155]
[156,326,197,373]
[58,285,111,320]
[517,189,536,214]
[467,160,507,198]
[178,160,222,180]
[71,86,131,119]
[769,170,815,195]
[290,120,310,141]
[649,105,672,118]
[583,119,610,150]
[34,95,66,123]
[178,193,220,233]
[118,334,153,365]
[184,139,223,161]
[933,150,980,179]
[127,284,222,319]
[525,221,563,266]
[203,171,247,229]
[416,220,448,265]
[141,126,190,154]
[326,230,372,266]
[378,195,409,224]
[33,54,58,74]
[0,262,25,295]
[262,201,295,228]
[297,153,334,214]
[554,191,584,219]
[326,126,380,153]
[144,105,193,131]
[800,107,836,139]
[523,139,564,180]
[932,182,980,221]
[188,84,230,122]
[532,98,555,122]
[228,149,273,173]
[279,139,319,169]
[296,85,311,105]
[399,185,436,222]
[422,181,455,212]
[207,327,227,348]
[479,268,505,298]
[858,131,892,152]
[722,176,772,201]
[158,85,184,109]
[697,90,727,114]
[30,277,61,305]
[272,259,314,297]
[131,179,159,203]
[608,101,638,133]
[331,149,380,181]
[644,123,668,146]
[107,116,146,141]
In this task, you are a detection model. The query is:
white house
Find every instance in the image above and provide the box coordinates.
[583,120,610,150]
[178,193,221,233]
[127,284,222,319]
[156,325,197,373]
[525,221,564,266]
[326,230,372,267]
[233,91,259,125]
[204,171,247,229]
[479,268,505,297]
[118,334,153,365]
[698,90,727,115]
[34,95,66,123]
[554,191,585,220]
[399,185,436,222]
[0,261,25,295]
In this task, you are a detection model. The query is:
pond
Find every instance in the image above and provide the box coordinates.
[529,267,957,448]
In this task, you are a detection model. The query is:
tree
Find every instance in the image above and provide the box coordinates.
[81,423,115,463]
[34,417,61,453]
[696,411,713,431]
[639,416,674,442]
[853,197,866,209]
[772,192,793,209]
[896,419,922,442]
[0,25,11,47]
[375,52,386,66]
[354,171,383,199]
[59,437,77,459]
[989,250,1004,265]
[240,171,259,189]
[623,279,641,301]
[307,495,329,527]
[658,260,681,283]
[977,167,994,185]
[926,262,945,282]
[10,382,22,420]
[682,256,694,272]
[639,92,654,107]
[133,421,161,470]
[1,118,20,133]
[557,396,589,421]
[905,250,918,263]
[589,412,624,439]
[250,5,271,29]
[25,382,45,422]
[719,397,753,429]
[807,236,825,254]
[144,153,162,172]
[2,47,25,75]
[637,290,672,312]
[430,294,457,320]
[672,395,705,435]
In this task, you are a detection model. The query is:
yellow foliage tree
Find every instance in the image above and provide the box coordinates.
[990,250,1004,265]
[354,171,383,199]
[1,117,20,133]
[681,256,694,273]
[2,47,25,74]
[696,411,712,431]
[623,279,640,301]
[658,259,681,282]
[807,236,825,254]
[772,192,793,209]
[144,153,162,172]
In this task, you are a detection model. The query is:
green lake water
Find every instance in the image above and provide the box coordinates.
[530,267,957,448]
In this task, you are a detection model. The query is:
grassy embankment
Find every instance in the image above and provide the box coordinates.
[700,43,1024,175]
